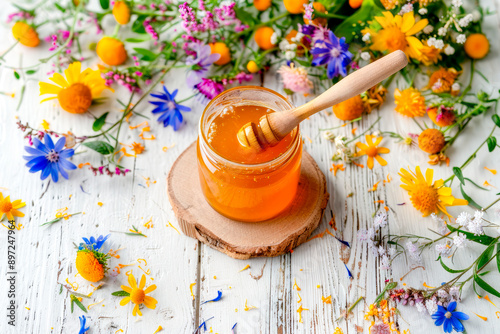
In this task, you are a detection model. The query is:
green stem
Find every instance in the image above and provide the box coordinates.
[111,23,120,38]
[483,197,500,211]
[319,117,362,131]
[177,94,196,104]
[314,12,348,19]
[443,124,496,184]
[345,116,381,144]
[0,41,20,62]
[458,60,475,103]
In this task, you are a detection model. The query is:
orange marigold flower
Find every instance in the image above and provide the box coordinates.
[355,135,390,169]
[75,250,105,282]
[209,42,231,66]
[12,21,40,47]
[428,68,459,93]
[254,26,276,50]
[0,192,25,221]
[399,166,468,217]
[284,0,308,14]
[427,106,456,127]
[417,40,442,66]
[362,85,387,113]
[464,33,490,59]
[113,1,131,25]
[380,0,399,10]
[418,129,445,154]
[96,37,128,66]
[333,95,364,120]
[394,88,426,117]
[246,60,259,73]
[254,0,272,11]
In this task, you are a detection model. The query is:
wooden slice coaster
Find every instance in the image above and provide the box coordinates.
[167,142,329,260]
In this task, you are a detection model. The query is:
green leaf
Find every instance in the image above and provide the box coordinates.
[125,35,152,43]
[234,7,258,26]
[464,178,489,191]
[487,136,497,152]
[497,243,500,273]
[334,0,383,43]
[25,69,37,75]
[477,243,495,271]
[92,112,109,132]
[374,282,397,305]
[447,224,495,245]
[82,141,114,155]
[474,274,500,298]
[54,3,66,12]
[112,290,130,297]
[453,167,465,185]
[439,256,467,274]
[492,114,500,127]
[99,0,109,9]
[133,48,158,61]
[73,297,87,313]
[14,71,20,80]
[132,16,147,34]
[460,184,482,210]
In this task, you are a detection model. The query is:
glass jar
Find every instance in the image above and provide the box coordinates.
[197,86,303,222]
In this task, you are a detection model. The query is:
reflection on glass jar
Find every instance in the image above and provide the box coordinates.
[197,86,303,222]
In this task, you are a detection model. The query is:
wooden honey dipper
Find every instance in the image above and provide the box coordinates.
[237,50,408,151]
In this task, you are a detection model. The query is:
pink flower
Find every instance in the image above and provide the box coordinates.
[303,3,313,21]
[277,63,313,95]
[234,72,253,83]
[195,78,224,100]
[370,322,391,334]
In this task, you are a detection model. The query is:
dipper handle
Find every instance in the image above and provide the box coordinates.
[237,50,408,151]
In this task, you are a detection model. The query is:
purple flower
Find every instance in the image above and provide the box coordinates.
[311,30,352,79]
[300,24,317,36]
[185,42,220,88]
[149,86,191,130]
[431,301,468,333]
[23,134,76,182]
[195,78,224,100]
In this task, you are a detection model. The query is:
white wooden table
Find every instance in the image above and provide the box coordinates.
[1,1,500,333]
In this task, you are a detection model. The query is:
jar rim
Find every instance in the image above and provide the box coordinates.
[198,86,300,168]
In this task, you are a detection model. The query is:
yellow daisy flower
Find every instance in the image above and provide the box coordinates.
[416,40,442,66]
[0,192,25,221]
[394,88,426,117]
[399,166,468,217]
[120,274,157,316]
[363,11,428,59]
[39,62,112,114]
[355,135,390,169]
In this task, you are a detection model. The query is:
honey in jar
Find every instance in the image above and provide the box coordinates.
[197,86,302,222]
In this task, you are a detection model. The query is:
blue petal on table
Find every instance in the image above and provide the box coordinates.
[201,290,223,305]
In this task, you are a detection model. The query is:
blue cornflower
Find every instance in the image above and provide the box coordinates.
[79,234,110,251]
[79,315,89,334]
[149,86,191,130]
[23,134,76,182]
[311,30,353,79]
[432,301,469,333]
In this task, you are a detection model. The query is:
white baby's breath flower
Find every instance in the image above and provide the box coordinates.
[360,52,371,61]
[444,45,455,55]
[406,241,422,265]
[388,247,396,257]
[456,34,466,44]
[453,233,467,248]
[399,3,413,15]
[423,25,434,34]
[451,82,460,93]
[416,302,426,313]
[291,32,304,42]
[438,27,447,36]
[380,255,391,270]
[270,32,279,45]
[451,0,463,7]
[362,33,371,42]
[279,40,290,52]
[435,243,451,255]
[426,299,438,315]
[419,8,428,15]
[323,131,336,142]
[456,212,472,226]
[378,245,386,256]
[459,14,473,27]
[374,211,388,229]
[285,50,296,60]
[449,286,460,300]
